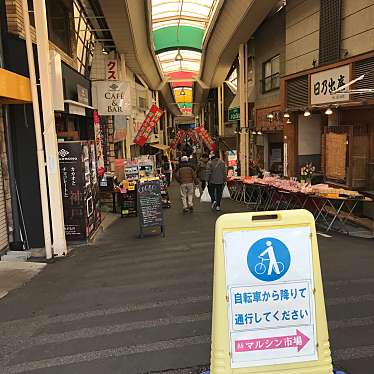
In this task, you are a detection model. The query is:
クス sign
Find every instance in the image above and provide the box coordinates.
[210,210,333,373]
[96,81,131,115]
[311,65,350,105]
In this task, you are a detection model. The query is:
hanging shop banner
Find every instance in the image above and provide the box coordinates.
[93,111,105,177]
[96,81,131,115]
[210,210,333,373]
[187,129,198,144]
[196,126,217,152]
[310,64,350,105]
[133,104,164,147]
[106,59,118,81]
[170,130,185,150]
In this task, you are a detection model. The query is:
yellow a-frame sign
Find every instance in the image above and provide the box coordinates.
[210,210,332,373]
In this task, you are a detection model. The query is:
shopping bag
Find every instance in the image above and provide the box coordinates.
[200,186,210,203]
[222,184,231,199]
[195,186,201,198]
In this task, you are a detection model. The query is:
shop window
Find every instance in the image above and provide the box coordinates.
[27,0,35,27]
[263,55,280,93]
[73,0,95,77]
[45,0,72,55]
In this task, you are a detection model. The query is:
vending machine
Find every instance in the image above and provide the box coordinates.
[58,141,101,241]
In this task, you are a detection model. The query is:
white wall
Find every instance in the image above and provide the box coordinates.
[298,114,321,155]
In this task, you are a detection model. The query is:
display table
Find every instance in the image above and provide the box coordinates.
[228,177,373,235]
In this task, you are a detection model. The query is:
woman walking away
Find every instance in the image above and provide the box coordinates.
[197,153,209,191]
[206,152,227,211]
[175,156,199,213]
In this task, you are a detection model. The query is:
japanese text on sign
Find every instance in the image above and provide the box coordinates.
[133,105,164,147]
[230,282,312,331]
[310,65,350,105]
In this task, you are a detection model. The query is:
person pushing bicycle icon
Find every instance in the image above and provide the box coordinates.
[255,240,285,276]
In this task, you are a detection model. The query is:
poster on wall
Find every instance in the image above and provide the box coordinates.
[96,81,131,115]
[133,104,164,147]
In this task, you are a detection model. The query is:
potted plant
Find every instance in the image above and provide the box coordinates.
[300,163,315,185]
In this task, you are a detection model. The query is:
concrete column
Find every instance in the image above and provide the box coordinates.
[217,85,224,137]
[34,0,67,256]
[239,43,249,177]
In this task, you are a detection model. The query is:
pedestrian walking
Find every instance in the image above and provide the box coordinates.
[175,155,198,213]
[197,153,209,190]
[206,152,227,211]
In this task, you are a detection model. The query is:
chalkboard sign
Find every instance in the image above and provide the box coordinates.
[137,178,165,237]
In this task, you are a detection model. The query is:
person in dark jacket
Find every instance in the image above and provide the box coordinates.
[206,152,227,211]
[175,156,198,213]
[197,153,209,190]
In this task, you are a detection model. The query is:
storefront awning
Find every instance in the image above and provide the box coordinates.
[150,144,170,151]
[0,68,32,104]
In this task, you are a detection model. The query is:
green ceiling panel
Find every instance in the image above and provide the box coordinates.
[177,102,193,109]
[154,26,204,53]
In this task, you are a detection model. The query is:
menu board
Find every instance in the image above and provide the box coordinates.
[137,178,164,236]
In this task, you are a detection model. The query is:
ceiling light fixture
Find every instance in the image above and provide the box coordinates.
[102,47,109,55]
[286,118,291,124]
[175,49,183,61]
[267,113,274,119]
[325,107,333,115]
[283,112,290,118]
[180,88,186,96]
[304,109,311,117]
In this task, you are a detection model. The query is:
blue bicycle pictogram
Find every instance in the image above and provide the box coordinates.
[247,237,290,282]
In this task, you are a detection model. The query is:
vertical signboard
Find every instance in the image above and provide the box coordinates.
[210,210,332,373]
[133,104,163,147]
[196,126,217,152]
[106,59,118,81]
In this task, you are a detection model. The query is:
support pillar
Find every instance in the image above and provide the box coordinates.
[239,43,249,177]
[34,0,67,256]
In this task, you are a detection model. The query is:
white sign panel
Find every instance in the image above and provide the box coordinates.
[310,65,350,105]
[96,81,131,116]
[224,227,317,368]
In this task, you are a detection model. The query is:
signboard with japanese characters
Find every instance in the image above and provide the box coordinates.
[96,81,131,115]
[106,59,118,81]
[310,65,350,105]
[210,210,332,373]
[133,104,163,147]
[170,129,185,150]
[196,125,217,152]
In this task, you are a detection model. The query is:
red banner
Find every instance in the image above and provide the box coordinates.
[133,104,164,147]
[170,129,185,150]
[187,129,198,144]
[196,126,217,152]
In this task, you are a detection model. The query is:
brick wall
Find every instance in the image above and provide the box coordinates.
[5,0,77,70]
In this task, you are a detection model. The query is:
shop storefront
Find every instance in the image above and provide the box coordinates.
[282,52,374,191]
[254,105,284,175]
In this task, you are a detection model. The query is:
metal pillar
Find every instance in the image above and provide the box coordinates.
[33,0,67,256]
[239,43,249,177]
[164,110,169,146]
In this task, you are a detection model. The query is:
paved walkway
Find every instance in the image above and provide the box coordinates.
[0,185,373,373]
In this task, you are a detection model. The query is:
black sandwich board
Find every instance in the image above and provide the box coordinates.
[137,178,165,238]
